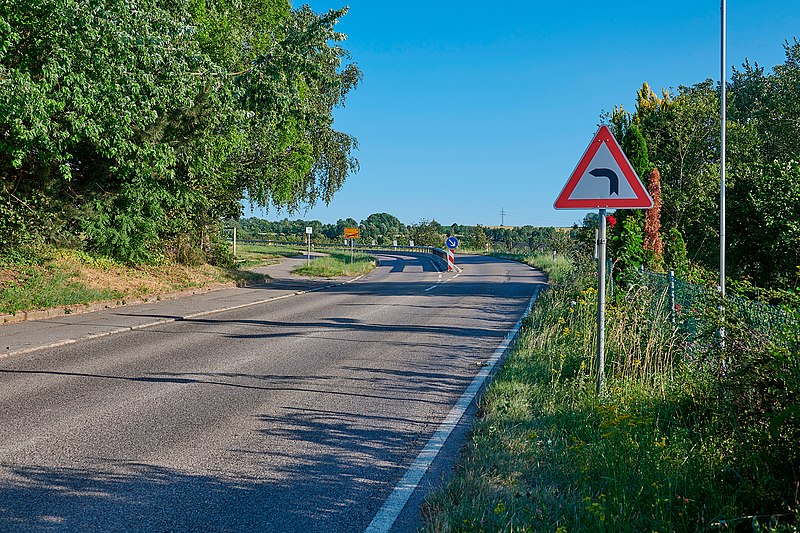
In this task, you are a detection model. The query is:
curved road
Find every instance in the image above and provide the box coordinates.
[0,253,546,532]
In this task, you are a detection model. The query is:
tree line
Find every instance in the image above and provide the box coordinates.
[233,213,573,252]
[0,0,360,263]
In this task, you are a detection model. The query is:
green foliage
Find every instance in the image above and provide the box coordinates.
[729,160,800,291]
[622,123,652,178]
[409,219,445,247]
[0,0,360,263]
[609,216,645,285]
[663,227,689,277]
[606,41,800,292]
[424,256,800,532]
[358,213,406,245]
[464,224,489,251]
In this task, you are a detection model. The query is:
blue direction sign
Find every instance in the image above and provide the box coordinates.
[446,236,459,249]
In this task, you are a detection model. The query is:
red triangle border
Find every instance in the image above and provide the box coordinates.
[554,125,654,209]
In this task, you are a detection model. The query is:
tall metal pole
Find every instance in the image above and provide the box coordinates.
[596,209,607,394]
[720,0,727,299]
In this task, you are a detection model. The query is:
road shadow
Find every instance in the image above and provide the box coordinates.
[0,364,466,531]
[0,453,395,532]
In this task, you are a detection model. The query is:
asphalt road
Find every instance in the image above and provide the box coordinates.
[0,253,546,532]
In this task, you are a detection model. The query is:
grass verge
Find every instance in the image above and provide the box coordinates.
[234,243,306,269]
[0,247,265,316]
[492,251,574,286]
[292,250,376,278]
[422,253,800,532]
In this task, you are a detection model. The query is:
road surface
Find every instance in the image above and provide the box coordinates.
[0,253,545,532]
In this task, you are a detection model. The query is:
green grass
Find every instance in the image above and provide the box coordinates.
[292,251,376,277]
[492,251,575,287]
[422,256,800,532]
[234,243,306,269]
[0,261,121,315]
[0,246,268,315]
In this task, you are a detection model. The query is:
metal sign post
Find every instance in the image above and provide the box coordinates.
[306,227,312,266]
[343,227,360,264]
[596,209,607,393]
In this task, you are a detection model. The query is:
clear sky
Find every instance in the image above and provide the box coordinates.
[245,1,800,228]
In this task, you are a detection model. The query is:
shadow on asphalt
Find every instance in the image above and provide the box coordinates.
[0,455,401,531]
[0,366,468,530]
[0,367,461,406]
[0,254,546,531]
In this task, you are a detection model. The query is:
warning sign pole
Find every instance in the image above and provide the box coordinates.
[555,125,653,396]
[596,209,607,394]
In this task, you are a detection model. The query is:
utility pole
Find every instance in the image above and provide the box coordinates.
[719,0,727,350]
[720,0,727,299]
[500,207,506,227]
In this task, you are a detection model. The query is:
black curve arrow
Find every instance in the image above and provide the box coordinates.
[589,168,619,196]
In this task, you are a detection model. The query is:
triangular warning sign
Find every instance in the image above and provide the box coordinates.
[554,125,653,209]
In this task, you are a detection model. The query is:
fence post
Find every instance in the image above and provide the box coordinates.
[669,270,676,325]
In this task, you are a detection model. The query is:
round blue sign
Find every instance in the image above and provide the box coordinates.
[446,236,459,249]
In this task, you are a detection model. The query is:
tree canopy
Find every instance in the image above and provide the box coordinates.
[0,0,361,262]
[607,40,800,293]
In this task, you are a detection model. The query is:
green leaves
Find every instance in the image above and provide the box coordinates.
[0,0,361,263]
[610,41,800,293]
[236,6,362,213]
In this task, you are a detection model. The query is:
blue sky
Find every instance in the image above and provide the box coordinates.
[245,1,800,228]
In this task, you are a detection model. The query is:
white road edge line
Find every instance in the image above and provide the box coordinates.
[1,273,369,360]
[363,287,542,533]
[423,285,438,292]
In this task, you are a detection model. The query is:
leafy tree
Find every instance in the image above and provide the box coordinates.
[623,123,652,178]
[609,217,645,284]
[360,212,405,245]
[729,160,800,290]
[409,219,445,247]
[466,225,488,251]
[0,0,361,263]
[663,227,689,277]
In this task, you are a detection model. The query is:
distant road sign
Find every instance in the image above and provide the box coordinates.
[554,125,653,209]
[446,237,459,249]
[344,228,360,239]
[306,226,313,234]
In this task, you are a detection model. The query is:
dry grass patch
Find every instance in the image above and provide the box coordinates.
[0,248,265,315]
